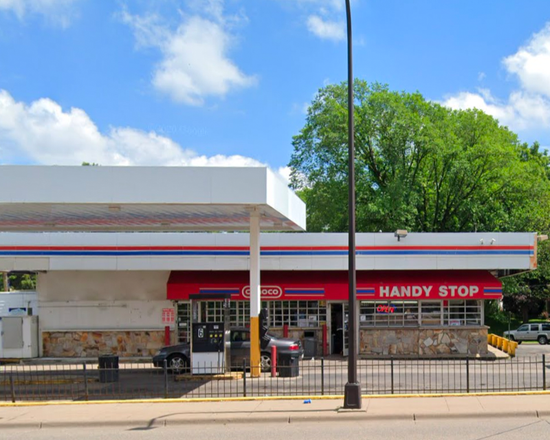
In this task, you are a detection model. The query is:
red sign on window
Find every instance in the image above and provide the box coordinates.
[162,308,175,324]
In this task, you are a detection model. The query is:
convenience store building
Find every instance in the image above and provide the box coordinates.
[0,166,538,359]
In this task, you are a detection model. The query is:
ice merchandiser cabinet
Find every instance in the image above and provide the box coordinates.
[191,322,228,374]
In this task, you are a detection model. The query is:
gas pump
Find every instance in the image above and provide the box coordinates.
[191,322,226,374]
[189,293,231,375]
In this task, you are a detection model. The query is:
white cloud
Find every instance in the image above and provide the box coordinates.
[121,6,256,106]
[504,23,550,98]
[276,0,349,41]
[0,0,81,26]
[0,90,290,181]
[306,15,344,41]
[443,22,550,134]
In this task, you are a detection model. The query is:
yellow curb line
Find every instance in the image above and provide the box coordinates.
[0,379,98,386]
[1,390,550,407]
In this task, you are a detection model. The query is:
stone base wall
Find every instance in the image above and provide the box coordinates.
[360,327,488,356]
[42,330,167,357]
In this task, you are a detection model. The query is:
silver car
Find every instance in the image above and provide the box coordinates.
[504,323,550,344]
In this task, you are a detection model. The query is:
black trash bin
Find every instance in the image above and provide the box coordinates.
[98,355,119,383]
[278,352,300,377]
[304,338,317,359]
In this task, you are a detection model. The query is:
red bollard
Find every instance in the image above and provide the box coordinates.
[164,326,171,346]
[283,324,289,338]
[271,345,277,377]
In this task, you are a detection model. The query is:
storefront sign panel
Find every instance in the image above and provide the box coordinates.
[167,270,502,301]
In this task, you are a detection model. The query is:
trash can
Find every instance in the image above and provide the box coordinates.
[304,338,317,359]
[98,355,119,383]
[278,352,300,377]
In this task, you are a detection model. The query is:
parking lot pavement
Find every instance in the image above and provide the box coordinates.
[0,394,549,429]
[515,343,550,357]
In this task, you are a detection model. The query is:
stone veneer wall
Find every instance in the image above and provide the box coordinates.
[359,327,488,356]
[42,330,168,357]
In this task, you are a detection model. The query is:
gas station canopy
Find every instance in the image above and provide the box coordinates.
[0,166,306,232]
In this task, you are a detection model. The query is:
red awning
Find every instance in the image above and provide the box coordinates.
[167,270,502,301]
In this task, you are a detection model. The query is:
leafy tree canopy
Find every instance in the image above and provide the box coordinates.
[289,81,550,234]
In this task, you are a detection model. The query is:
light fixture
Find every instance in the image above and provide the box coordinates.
[394,229,408,241]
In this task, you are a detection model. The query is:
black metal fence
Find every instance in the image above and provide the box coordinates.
[1,355,548,402]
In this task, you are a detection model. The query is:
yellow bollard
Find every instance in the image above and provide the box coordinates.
[508,341,518,357]
[497,336,504,349]
[491,334,498,346]
[502,338,509,353]
[487,334,492,344]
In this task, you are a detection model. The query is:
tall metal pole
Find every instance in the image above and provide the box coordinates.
[343,0,362,409]
[249,209,261,377]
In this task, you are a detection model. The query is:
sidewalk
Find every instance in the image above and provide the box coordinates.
[0,393,549,429]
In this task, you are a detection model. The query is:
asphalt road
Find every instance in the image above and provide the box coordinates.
[515,342,550,357]
[2,416,550,440]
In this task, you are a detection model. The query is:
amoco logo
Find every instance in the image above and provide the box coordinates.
[242,286,283,299]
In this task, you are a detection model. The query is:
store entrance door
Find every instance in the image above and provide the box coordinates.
[329,303,349,356]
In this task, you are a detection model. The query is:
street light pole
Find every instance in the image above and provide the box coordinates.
[343,0,362,409]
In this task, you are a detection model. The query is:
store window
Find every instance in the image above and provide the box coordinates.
[421,301,442,326]
[176,302,191,343]
[359,301,418,327]
[191,300,327,328]
[360,300,483,327]
[268,300,326,328]
[445,300,482,326]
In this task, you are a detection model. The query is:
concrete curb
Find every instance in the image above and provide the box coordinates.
[1,409,549,429]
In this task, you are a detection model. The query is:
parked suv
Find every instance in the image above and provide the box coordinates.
[504,323,550,344]
[153,327,303,373]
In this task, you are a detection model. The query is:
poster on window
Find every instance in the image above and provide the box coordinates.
[162,308,175,324]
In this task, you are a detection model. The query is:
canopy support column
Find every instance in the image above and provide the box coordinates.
[249,209,261,377]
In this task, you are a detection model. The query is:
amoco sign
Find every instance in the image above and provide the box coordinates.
[242,285,283,299]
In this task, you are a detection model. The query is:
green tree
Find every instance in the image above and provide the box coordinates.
[289,81,550,233]
[502,239,550,322]
[8,272,37,291]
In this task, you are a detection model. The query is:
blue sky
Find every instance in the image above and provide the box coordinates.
[1,0,550,180]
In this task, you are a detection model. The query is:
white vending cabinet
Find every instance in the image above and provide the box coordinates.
[0,315,39,358]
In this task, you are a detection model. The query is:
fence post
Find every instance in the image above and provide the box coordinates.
[163,359,168,399]
[466,356,470,393]
[543,354,547,391]
[83,363,89,401]
[391,357,394,394]
[243,359,247,397]
[10,375,15,403]
[321,357,325,396]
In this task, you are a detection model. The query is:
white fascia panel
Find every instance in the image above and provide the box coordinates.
[278,258,314,271]
[0,166,267,205]
[13,258,49,271]
[213,257,249,271]
[49,257,117,271]
[210,167,266,204]
[435,257,531,271]
[265,169,306,231]
[0,258,15,271]
[373,257,440,271]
